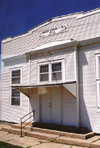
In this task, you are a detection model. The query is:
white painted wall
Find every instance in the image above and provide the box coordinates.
[62,86,77,126]
[79,43,100,133]
[30,47,75,84]
[1,9,100,132]
[1,58,29,123]
[30,88,39,122]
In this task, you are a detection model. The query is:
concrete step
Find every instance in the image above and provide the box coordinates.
[1,125,99,148]
[2,126,21,135]
[11,123,94,140]
[11,123,31,130]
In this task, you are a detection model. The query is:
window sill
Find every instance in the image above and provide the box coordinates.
[38,80,63,85]
[10,105,22,109]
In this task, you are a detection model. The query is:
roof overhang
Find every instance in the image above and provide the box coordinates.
[2,36,100,62]
[79,36,100,46]
[12,81,76,98]
[25,40,78,55]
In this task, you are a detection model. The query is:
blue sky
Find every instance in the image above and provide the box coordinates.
[1,0,100,74]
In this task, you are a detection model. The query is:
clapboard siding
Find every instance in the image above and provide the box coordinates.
[1,9,100,132]
[1,93,29,123]
[22,62,29,84]
[1,58,29,123]
[30,47,75,83]
[30,88,39,122]
[79,43,100,133]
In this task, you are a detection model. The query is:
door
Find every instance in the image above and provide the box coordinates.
[40,86,62,124]
[41,87,51,123]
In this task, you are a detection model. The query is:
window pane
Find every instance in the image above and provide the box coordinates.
[12,77,20,84]
[52,63,61,72]
[11,97,20,105]
[12,89,20,105]
[40,65,48,73]
[12,70,20,77]
[52,72,62,80]
[12,89,20,97]
[40,74,48,81]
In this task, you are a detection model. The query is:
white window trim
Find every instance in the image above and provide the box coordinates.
[95,54,100,80]
[37,59,65,84]
[96,81,100,109]
[10,67,22,108]
[10,67,22,85]
[95,54,100,111]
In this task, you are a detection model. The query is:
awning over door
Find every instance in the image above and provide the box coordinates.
[12,81,76,98]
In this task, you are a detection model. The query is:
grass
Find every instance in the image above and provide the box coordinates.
[0,141,23,148]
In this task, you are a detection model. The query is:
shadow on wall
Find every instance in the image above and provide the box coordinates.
[79,48,92,132]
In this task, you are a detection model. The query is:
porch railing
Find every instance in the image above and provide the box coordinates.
[20,109,35,136]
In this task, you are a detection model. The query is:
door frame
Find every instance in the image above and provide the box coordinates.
[39,86,63,124]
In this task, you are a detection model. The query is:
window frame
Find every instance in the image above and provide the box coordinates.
[95,54,100,80]
[40,64,49,82]
[95,54,100,110]
[52,62,62,81]
[37,59,65,84]
[11,89,20,106]
[12,69,20,84]
[10,67,22,107]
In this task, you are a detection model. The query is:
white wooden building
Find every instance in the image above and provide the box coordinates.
[1,8,100,133]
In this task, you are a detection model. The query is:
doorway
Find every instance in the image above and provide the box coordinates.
[40,86,62,124]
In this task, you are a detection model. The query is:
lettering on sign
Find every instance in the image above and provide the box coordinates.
[40,25,67,37]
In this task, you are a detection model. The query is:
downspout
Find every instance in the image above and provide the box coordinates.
[74,44,80,127]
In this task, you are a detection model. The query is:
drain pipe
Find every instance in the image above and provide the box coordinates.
[74,44,80,127]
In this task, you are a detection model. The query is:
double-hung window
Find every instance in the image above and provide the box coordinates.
[38,59,65,83]
[11,89,20,105]
[11,69,21,106]
[12,70,20,84]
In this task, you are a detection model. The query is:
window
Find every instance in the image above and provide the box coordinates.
[52,63,62,81]
[96,54,100,109]
[38,59,65,83]
[40,64,49,81]
[11,69,21,106]
[12,70,20,84]
[11,89,20,105]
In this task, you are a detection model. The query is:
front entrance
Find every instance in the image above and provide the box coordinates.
[40,86,62,124]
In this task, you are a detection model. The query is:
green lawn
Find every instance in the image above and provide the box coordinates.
[0,141,23,148]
